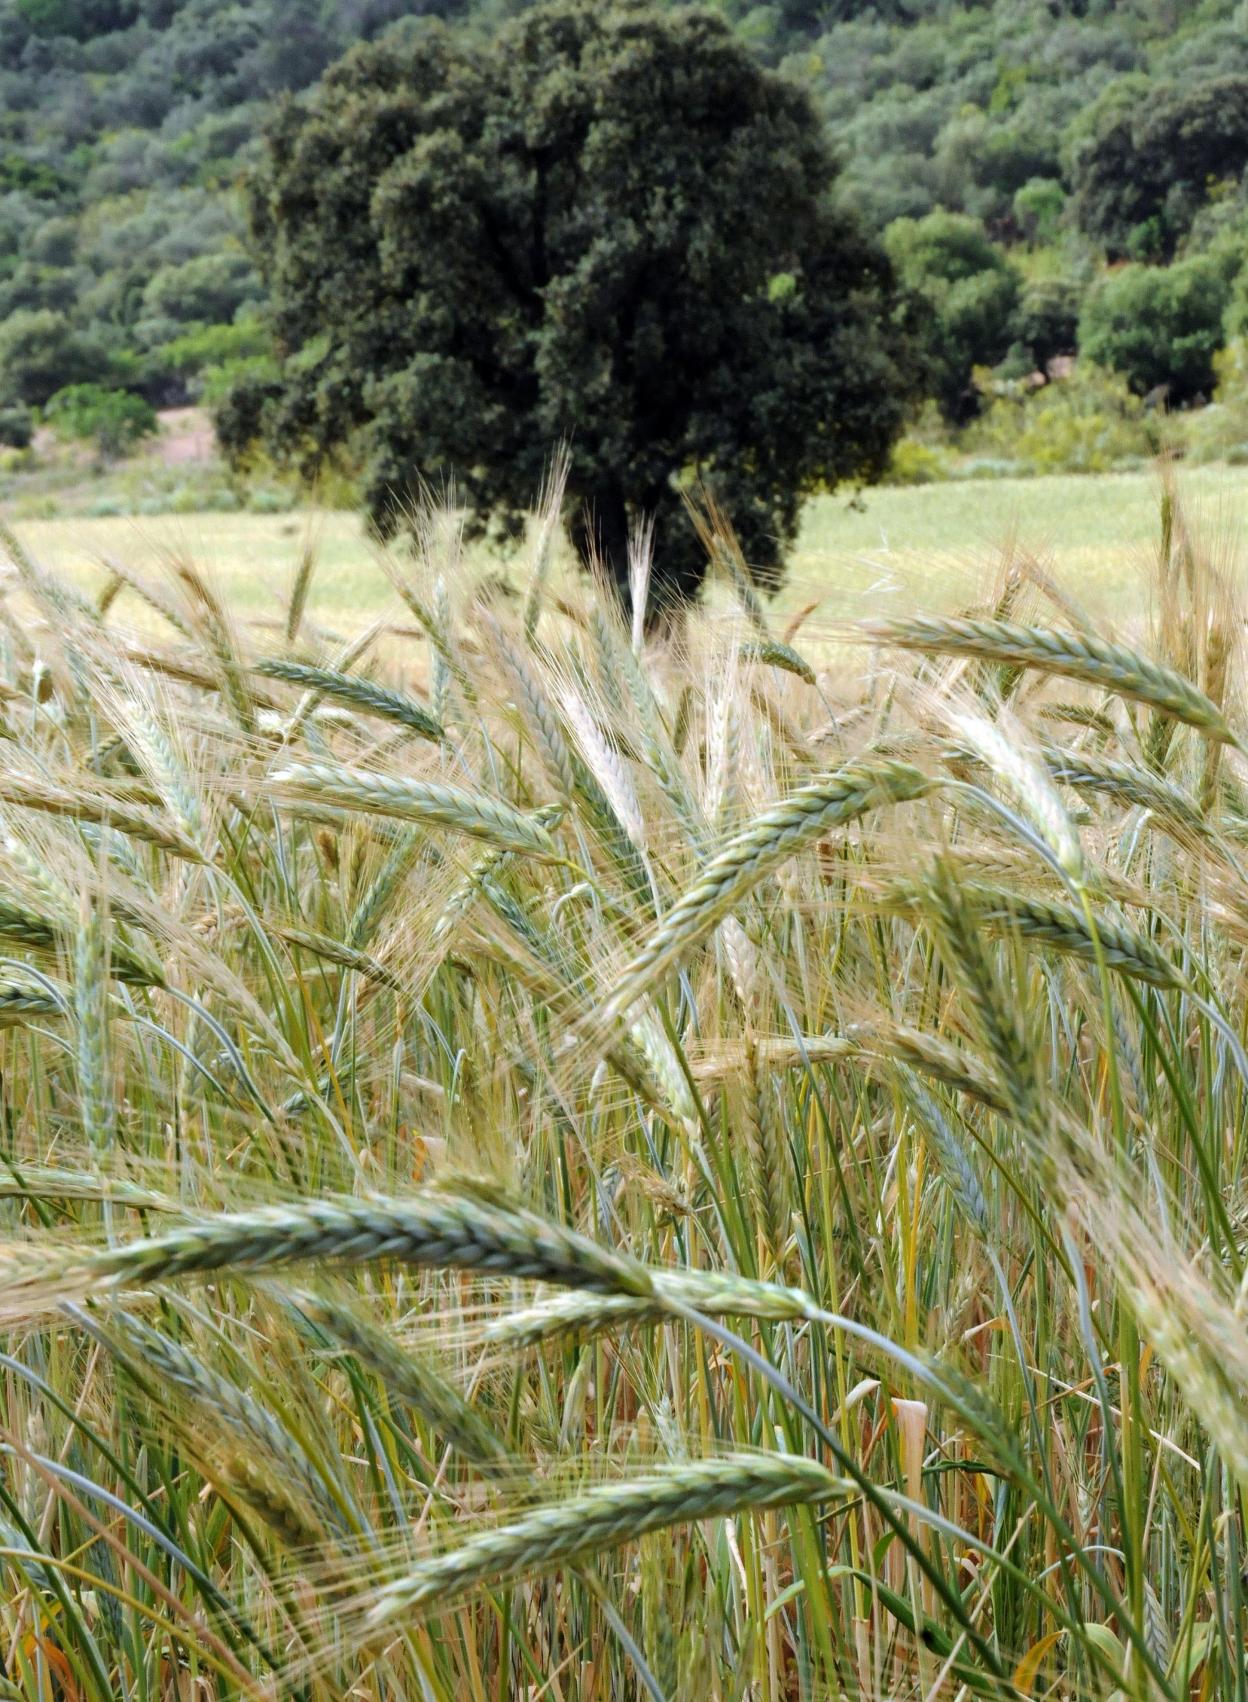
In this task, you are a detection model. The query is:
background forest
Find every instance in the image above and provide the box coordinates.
[8,0,1248,485]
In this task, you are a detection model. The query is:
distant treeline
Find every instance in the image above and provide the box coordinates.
[3,0,1248,450]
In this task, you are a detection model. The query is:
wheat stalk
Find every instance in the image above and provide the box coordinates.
[364,1454,846,1622]
[866,614,1237,742]
[1042,746,1213,843]
[854,1021,1013,1115]
[37,1191,656,1304]
[86,1308,342,1536]
[482,1264,814,1349]
[889,877,1183,990]
[597,758,931,1028]
[901,1072,989,1233]
[479,615,577,795]
[74,896,113,1160]
[291,1292,510,1472]
[961,882,1184,990]
[920,860,1043,1133]
[277,925,400,990]
[270,764,560,860]
[0,775,202,862]
[254,659,442,741]
[741,639,816,686]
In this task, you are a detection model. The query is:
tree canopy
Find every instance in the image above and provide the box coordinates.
[221,0,916,600]
[1068,76,1248,260]
[1078,255,1231,403]
[884,211,1020,418]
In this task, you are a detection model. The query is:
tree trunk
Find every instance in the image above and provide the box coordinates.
[571,487,632,605]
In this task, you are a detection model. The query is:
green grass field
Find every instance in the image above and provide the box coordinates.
[11,463,1248,634]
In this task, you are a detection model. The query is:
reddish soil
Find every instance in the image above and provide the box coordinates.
[156,407,216,465]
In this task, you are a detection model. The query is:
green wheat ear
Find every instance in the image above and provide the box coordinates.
[270,763,561,859]
[253,658,444,741]
[365,1455,848,1622]
[597,757,933,1028]
[865,613,1239,743]
[62,1191,658,1300]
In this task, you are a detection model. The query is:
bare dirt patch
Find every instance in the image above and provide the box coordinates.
[156,407,216,466]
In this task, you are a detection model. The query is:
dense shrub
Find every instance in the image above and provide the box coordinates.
[1184,337,1248,462]
[1223,261,1248,342]
[0,308,104,406]
[1012,177,1066,246]
[962,362,1161,473]
[885,211,1020,419]
[1068,75,1248,261]
[141,252,262,326]
[14,0,139,40]
[1078,255,1231,403]
[881,433,953,484]
[0,403,34,449]
[45,381,157,458]
[1010,274,1084,372]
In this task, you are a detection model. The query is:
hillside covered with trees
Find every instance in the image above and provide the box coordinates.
[6,0,1248,472]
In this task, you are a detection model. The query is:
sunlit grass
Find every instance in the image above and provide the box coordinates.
[14,462,1248,633]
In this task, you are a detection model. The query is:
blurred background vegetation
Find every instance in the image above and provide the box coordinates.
[8,0,1248,507]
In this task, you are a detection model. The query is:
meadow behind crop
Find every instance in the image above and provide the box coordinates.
[15,461,1248,634]
[0,472,1245,1698]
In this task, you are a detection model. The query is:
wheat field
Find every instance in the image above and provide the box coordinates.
[0,476,1244,1698]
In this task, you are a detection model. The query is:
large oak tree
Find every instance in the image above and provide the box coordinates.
[220,0,916,602]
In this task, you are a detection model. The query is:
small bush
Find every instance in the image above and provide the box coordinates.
[885,211,1021,420]
[963,363,1162,474]
[0,404,33,449]
[246,485,296,514]
[1184,339,1248,463]
[45,383,157,460]
[882,437,953,485]
[1012,177,1066,247]
[955,455,1026,480]
[0,309,105,408]
[1011,275,1084,372]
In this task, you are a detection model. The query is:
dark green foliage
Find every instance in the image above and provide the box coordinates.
[14,0,138,38]
[0,309,106,407]
[1225,263,1248,342]
[1069,75,1248,260]
[1011,276,1084,372]
[0,0,474,408]
[224,0,915,602]
[884,211,1020,418]
[141,253,263,327]
[3,0,1248,470]
[1012,178,1066,247]
[44,382,158,457]
[0,404,33,449]
[1078,256,1231,403]
[0,151,73,199]
[811,3,1145,232]
[162,316,276,405]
